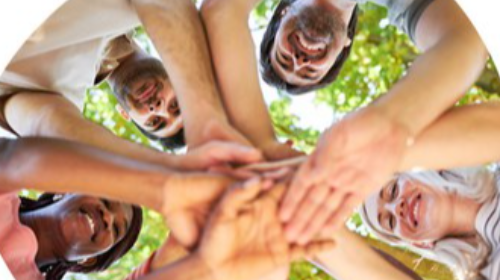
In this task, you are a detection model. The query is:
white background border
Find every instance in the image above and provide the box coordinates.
[0,0,498,278]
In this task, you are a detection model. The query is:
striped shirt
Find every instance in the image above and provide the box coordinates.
[475,193,500,279]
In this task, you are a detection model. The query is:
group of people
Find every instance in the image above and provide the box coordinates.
[0,0,499,279]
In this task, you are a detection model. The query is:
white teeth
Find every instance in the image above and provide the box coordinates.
[297,32,325,52]
[413,200,420,226]
[85,213,95,234]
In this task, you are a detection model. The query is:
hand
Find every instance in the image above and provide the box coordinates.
[173,140,263,171]
[280,107,411,244]
[260,140,306,161]
[196,178,334,280]
[161,173,235,248]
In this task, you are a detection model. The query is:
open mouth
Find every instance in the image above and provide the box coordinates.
[79,208,101,242]
[408,193,422,228]
[290,31,327,58]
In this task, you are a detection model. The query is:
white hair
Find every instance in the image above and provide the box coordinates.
[360,167,498,280]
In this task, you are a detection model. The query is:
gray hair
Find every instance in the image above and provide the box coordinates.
[360,167,497,280]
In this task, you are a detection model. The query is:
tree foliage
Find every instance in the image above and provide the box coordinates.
[62,1,499,280]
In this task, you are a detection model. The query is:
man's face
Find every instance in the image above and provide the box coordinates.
[270,0,351,87]
[114,56,183,138]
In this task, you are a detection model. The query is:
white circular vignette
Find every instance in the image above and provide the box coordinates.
[0,0,68,75]
[454,0,500,69]
[0,3,69,279]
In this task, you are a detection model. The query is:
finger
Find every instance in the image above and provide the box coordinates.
[284,184,329,243]
[320,194,362,237]
[280,160,315,222]
[262,167,292,180]
[219,177,263,218]
[295,189,342,245]
[208,165,257,180]
[290,240,336,261]
[167,212,198,249]
[265,183,287,202]
[207,141,264,165]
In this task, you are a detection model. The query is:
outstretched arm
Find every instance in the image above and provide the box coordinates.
[0,136,168,209]
[311,228,421,280]
[281,0,489,243]
[373,0,488,136]
[4,92,261,171]
[131,0,250,148]
[200,0,301,161]
[400,101,500,170]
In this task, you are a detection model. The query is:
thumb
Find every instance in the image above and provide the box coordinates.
[219,177,263,218]
[167,211,199,250]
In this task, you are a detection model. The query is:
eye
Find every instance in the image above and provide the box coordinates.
[169,99,179,110]
[390,181,398,200]
[389,214,396,230]
[102,199,111,209]
[305,67,317,74]
[281,52,292,62]
[113,223,120,239]
[276,51,292,70]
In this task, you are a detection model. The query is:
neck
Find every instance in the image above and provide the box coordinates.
[448,195,481,237]
[20,210,63,267]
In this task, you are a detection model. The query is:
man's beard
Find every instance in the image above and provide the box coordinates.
[292,5,346,44]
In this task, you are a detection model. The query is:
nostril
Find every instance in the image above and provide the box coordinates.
[304,58,309,63]
[295,53,299,59]
[156,100,161,107]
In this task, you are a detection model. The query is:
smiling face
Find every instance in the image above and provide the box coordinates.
[364,176,455,243]
[110,53,183,138]
[53,195,134,262]
[270,0,351,87]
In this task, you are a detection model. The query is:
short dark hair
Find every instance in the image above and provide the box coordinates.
[20,193,143,280]
[259,1,359,94]
[135,123,186,150]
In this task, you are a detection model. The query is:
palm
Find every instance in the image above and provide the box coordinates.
[199,183,290,280]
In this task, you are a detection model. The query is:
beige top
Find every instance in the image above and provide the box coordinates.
[0,0,140,109]
[0,0,140,134]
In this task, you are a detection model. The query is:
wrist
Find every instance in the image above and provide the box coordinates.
[365,106,415,147]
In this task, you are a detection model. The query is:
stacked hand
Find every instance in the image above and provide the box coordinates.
[280,107,411,244]
[195,178,334,280]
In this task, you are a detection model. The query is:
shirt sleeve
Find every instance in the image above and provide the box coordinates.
[399,0,436,42]
[0,94,19,137]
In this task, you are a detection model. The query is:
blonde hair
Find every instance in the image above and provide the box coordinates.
[360,167,497,280]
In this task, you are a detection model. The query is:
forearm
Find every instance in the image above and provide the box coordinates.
[132,0,229,146]
[372,0,487,136]
[312,229,420,280]
[400,102,500,170]
[0,137,168,211]
[201,0,277,148]
[4,93,173,166]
